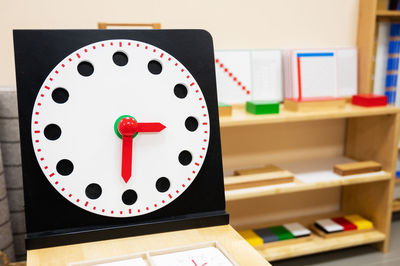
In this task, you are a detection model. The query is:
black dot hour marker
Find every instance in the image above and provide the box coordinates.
[85,183,102,199]
[179,150,192,166]
[122,189,138,205]
[113,52,128,66]
[44,124,61,140]
[174,84,188,99]
[185,116,198,132]
[156,177,170,192]
[148,60,162,75]
[77,61,94,77]
[56,159,74,176]
[52,88,69,104]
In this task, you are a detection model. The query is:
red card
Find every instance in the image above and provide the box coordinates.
[332,217,357,231]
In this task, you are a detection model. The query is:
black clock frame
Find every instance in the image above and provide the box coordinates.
[13,30,228,250]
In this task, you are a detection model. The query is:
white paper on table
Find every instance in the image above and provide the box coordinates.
[337,48,357,97]
[95,257,147,266]
[251,50,283,102]
[214,50,252,104]
[151,246,233,266]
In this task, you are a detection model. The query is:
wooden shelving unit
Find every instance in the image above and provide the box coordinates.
[360,1,400,215]
[220,104,400,261]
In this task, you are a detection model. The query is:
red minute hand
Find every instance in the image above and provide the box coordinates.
[118,117,166,183]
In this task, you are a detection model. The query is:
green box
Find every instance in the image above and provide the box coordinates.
[246,101,280,115]
[268,226,294,241]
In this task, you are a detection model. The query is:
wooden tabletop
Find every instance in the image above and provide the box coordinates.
[27,225,270,266]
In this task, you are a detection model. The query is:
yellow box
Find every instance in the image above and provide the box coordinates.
[344,214,373,230]
[238,230,264,247]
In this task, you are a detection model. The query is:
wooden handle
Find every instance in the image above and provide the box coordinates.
[98,22,161,29]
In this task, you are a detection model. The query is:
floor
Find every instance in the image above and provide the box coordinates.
[273,213,400,266]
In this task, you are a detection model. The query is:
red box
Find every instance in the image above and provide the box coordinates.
[352,94,387,107]
[332,217,357,231]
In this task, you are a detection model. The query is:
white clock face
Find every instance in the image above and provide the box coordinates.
[31,39,210,217]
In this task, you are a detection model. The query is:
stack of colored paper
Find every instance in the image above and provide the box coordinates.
[215,50,283,104]
[283,48,357,101]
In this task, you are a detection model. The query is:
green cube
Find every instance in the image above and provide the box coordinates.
[246,101,280,115]
[268,226,294,241]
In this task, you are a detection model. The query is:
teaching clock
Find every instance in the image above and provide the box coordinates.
[14,30,227,249]
[31,39,210,217]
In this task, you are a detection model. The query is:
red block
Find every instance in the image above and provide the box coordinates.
[352,94,387,107]
[332,217,357,231]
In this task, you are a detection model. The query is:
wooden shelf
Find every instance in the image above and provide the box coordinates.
[396,178,400,184]
[393,199,400,212]
[219,104,400,128]
[225,156,391,201]
[376,10,400,19]
[258,230,385,261]
[233,211,385,261]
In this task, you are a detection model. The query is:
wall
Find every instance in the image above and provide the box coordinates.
[0,0,359,87]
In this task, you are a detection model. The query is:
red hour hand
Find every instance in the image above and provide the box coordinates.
[137,122,166,132]
[117,117,166,183]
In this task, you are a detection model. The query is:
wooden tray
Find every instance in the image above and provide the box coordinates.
[68,241,238,266]
[225,170,294,190]
[234,164,283,176]
[310,224,374,239]
[284,98,346,112]
[333,161,382,176]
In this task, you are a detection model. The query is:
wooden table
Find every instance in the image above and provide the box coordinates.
[27,225,270,266]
